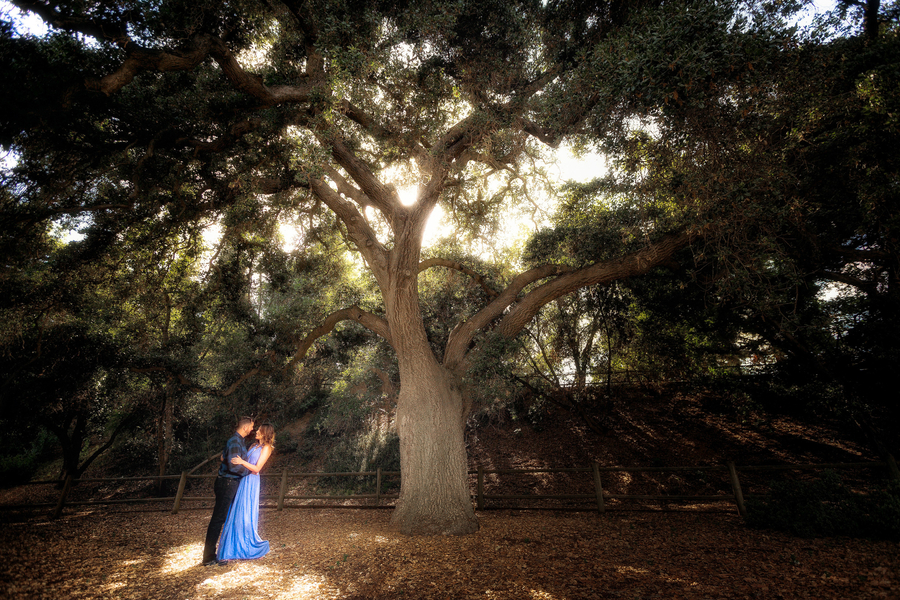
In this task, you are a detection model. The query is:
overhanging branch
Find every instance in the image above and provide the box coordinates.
[443,230,693,371]
[497,231,693,339]
[308,177,389,278]
[16,1,324,106]
[11,0,129,44]
[819,270,880,293]
[443,263,574,369]
[418,258,500,298]
[283,305,393,372]
[129,364,269,397]
[322,131,402,217]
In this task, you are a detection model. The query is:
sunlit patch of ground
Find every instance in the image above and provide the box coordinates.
[197,563,278,597]
[1,508,897,600]
[162,543,205,574]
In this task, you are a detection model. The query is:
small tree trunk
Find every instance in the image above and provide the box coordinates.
[57,414,87,482]
[156,382,175,494]
[865,0,881,42]
[605,324,613,396]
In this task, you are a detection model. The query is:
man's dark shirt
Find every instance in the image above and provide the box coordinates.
[218,432,250,479]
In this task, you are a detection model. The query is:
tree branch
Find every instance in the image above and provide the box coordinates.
[320,130,402,217]
[522,119,562,148]
[131,305,391,399]
[283,305,393,372]
[418,257,500,298]
[819,270,880,293]
[830,245,890,262]
[443,230,693,370]
[322,165,372,210]
[176,118,264,154]
[339,100,432,164]
[308,177,389,278]
[21,4,323,106]
[76,412,137,475]
[443,263,574,369]
[497,231,693,340]
[11,0,129,44]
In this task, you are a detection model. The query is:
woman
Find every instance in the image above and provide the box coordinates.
[217,423,275,560]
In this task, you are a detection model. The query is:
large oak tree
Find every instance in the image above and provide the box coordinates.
[4,0,892,533]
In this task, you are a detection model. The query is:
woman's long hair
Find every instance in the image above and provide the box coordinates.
[255,423,275,448]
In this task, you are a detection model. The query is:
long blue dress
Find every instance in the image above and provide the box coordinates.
[217,445,270,560]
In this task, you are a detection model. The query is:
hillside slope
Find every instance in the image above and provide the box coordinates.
[461,387,878,509]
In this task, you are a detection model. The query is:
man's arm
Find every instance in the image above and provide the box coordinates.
[224,436,250,477]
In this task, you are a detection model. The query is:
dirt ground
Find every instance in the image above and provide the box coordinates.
[0,507,897,599]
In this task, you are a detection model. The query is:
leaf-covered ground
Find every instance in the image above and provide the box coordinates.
[2,392,893,598]
[1,507,897,599]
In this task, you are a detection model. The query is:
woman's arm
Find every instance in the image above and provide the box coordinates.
[231,445,273,474]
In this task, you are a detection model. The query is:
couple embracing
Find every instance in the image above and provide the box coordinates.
[202,416,275,566]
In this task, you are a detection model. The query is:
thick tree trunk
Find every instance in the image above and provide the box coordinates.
[384,262,478,535]
[391,355,478,535]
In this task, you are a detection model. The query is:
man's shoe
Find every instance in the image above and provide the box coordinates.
[203,558,230,567]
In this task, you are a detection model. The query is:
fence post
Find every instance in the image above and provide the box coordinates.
[375,468,382,507]
[172,471,188,514]
[727,461,747,519]
[278,469,288,511]
[477,466,484,511]
[592,463,606,514]
[886,454,900,481]
[51,473,74,520]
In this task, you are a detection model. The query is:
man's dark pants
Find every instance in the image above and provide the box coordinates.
[202,476,241,563]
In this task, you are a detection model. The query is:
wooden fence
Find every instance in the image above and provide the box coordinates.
[474,458,899,517]
[4,455,897,520]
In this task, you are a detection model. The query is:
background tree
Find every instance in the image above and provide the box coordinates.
[570,0,900,451]
[0,293,138,481]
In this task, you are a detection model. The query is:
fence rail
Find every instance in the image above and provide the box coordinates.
[4,455,897,520]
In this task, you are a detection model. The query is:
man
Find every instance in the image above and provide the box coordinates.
[202,416,254,566]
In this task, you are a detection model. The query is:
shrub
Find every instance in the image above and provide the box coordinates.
[276,430,299,454]
[0,429,57,487]
[111,428,159,473]
[0,453,39,487]
[746,471,900,540]
[319,427,401,494]
[863,480,900,539]
[296,436,322,463]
